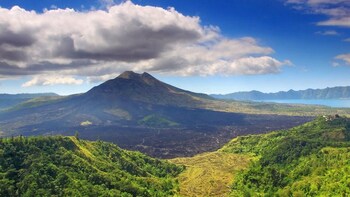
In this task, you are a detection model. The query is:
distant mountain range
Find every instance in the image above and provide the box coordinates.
[211,86,350,100]
[0,93,58,110]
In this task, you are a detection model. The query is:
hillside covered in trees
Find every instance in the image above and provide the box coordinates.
[222,116,350,196]
[169,116,350,196]
[0,136,182,196]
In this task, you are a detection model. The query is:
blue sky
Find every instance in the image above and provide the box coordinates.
[0,0,349,95]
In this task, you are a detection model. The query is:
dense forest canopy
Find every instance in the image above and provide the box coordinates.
[0,136,182,196]
[222,116,350,196]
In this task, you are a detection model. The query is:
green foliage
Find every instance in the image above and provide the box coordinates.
[80,121,93,126]
[74,131,80,140]
[222,116,350,196]
[138,114,179,127]
[0,136,183,196]
[6,95,64,112]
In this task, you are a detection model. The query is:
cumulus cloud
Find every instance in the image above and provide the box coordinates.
[0,2,289,85]
[318,17,350,27]
[22,75,83,87]
[286,0,350,28]
[286,0,350,69]
[287,0,350,5]
[316,30,339,35]
[335,54,350,65]
[212,56,290,76]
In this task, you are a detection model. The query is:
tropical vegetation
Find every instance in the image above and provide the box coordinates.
[0,136,182,196]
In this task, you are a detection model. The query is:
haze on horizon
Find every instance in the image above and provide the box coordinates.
[0,0,349,95]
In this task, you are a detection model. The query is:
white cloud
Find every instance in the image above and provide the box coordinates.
[332,62,340,67]
[22,75,83,87]
[316,30,339,35]
[286,0,350,28]
[286,0,350,69]
[308,0,349,5]
[318,17,350,28]
[215,56,290,76]
[335,53,350,65]
[0,2,289,81]
[286,0,304,4]
[287,0,350,6]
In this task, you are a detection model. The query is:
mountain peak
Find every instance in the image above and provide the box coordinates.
[85,70,211,106]
[141,72,153,79]
[116,71,159,85]
[118,71,141,79]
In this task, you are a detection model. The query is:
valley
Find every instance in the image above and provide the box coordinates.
[170,116,350,196]
[71,114,310,158]
[0,72,314,158]
[1,116,349,196]
[0,72,349,196]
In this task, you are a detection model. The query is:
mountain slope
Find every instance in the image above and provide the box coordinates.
[0,93,58,110]
[0,71,212,134]
[0,136,182,196]
[85,71,212,106]
[212,86,350,100]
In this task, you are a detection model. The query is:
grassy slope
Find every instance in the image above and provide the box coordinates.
[221,116,350,196]
[5,95,65,112]
[0,136,182,197]
[138,114,179,127]
[170,152,254,197]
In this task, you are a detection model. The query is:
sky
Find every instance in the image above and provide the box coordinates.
[0,0,349,95]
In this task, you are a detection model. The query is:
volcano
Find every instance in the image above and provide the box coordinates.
[0,71,310,158]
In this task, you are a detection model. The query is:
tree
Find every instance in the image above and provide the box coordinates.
[74,131,79,140]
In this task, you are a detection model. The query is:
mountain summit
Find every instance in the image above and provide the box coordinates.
[117,71,156,83]
[0,71,214,135]
[85,71,211,106]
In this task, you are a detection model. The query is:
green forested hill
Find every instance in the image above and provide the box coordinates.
[0,136,182,197]
[221,116,350,196]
